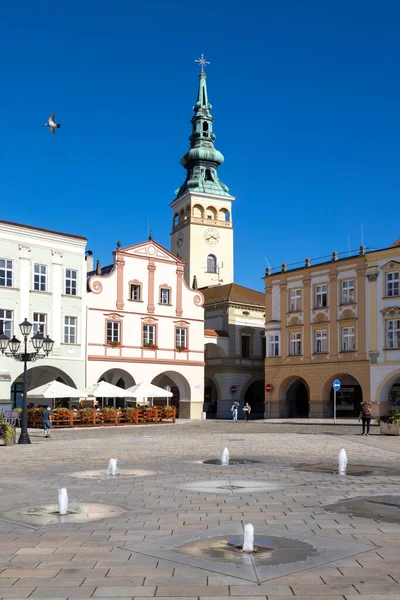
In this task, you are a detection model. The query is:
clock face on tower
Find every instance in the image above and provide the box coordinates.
[176,231,184,248]
[204,228,220,245]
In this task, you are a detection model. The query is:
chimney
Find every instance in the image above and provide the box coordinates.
[85,250,94,272]
[96,260,101,276]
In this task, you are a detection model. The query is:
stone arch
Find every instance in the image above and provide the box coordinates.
[151,370,191,417]
[242,379,265,419]
[205,206,217,220]
[97,368,136,409]
[322,373,363,418]
[376,369,400,410]
[218,208,230,222]
[179,209,185,223]
[278,375,310,418]
[11,365,77,409]
[184,205,190,220]
[204,342,227,359]
[193,204,204,219]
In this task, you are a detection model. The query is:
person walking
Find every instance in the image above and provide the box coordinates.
[231,401,239,423]
[243,402,251,423]
[359,402,372,436]
[42,406,53,438]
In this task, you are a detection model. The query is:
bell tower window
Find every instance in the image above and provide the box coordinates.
[205,169,213,181]
[207,254,217,273]
[202,122,209,137]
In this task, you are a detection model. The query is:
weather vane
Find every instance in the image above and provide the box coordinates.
[195,53,210,73]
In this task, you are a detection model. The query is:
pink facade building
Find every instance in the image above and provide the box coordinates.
[86,238,205,418]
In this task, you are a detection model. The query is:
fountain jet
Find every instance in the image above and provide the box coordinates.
[107,458,119,477]
[338,448,347,475]
[242,523,254,553]
[220,447,230,465]
[58,488,68,515]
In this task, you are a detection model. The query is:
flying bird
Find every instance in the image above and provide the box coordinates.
[45,113,61,134]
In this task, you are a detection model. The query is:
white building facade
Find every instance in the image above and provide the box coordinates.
[0,220,87,408]
[86,238,205,419]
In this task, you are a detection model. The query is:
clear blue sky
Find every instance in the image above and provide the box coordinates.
[2,1,400,291]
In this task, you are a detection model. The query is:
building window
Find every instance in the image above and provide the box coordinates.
[0,309,13,338]
[143,324,156,346]
[315,284,327,308]
[341,280,355,304]
[0,259,13,288]
[386,272,399,297]
[268,334,280,357]
[176,327,187,348]
[34,264,47,292]
[290,332,301,355]
[386,319,400,349]
[107,321,120,343]
[241,335,250,358]
[64,316,77,344]
[315,330,327,354]
[289,289,301,312]
[130,284,141,301]
[65,269,77,296]
[207,254,217,273]
[160,288,170,304]
[342,327,355,351]
[33,313,47,336]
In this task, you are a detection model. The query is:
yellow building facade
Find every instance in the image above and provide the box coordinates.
[264,241,400,418]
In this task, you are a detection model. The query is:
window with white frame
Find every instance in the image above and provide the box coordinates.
[315,330,327,354]
[130,284,141,301]
[33,264,47,292]
[64,316,77,344]
[207,254,217,273]
[143,324,155,346]
[176,327,187,348]
[160,288,170,304]
[341,280,355,304]
[290,332,301,355]
[65,269,77,296]
[315,284,327,308]
[386,319,400,349]
[289,289,301,312]
[107,321,120,343]
[342,327,355,351]
[268,333,280,357]
[0,309,13,338]
[386,272,399,297]
[0,259,13,288]
[33,313,47,336]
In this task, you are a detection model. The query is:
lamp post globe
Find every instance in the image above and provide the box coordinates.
[8,336,21,355]
[19,319,32,338]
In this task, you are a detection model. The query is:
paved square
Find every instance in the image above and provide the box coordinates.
[0,420,399,599]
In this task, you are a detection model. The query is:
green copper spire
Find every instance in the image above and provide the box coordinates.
[175,56,230,199]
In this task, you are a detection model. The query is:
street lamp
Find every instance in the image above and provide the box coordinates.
[0,319,54,444]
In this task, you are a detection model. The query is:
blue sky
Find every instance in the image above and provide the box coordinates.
[1,0,400,291]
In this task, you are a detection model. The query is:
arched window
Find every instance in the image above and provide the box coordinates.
[179,209,184,222]
[206,206,216,220]
[203,122,209,137]
[173,213,179,227]
[193,204,204,218]
[207,254,217,273]
[205,168,213,181]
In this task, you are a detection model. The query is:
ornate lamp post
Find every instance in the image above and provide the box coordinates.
[0,318,54,444]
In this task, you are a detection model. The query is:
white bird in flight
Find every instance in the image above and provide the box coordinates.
[45,113,61,134]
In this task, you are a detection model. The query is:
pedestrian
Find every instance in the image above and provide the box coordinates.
[243,402,251,423]
[42,406,53,438]
[231,401,239,422]
[359,402,372,436]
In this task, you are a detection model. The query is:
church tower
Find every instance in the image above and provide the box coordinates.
[170,55,235,289]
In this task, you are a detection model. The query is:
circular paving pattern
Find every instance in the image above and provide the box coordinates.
[1,502,128,526]
[203,458,263,465]
[68,468,156,479]
[296,463,400,477]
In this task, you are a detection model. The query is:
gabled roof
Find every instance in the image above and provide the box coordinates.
[117,238,185,264]
[200,283,265,307]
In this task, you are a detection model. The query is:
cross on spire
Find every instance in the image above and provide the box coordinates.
[195,53,210,73]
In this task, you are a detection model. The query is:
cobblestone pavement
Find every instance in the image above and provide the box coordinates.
[0,420,399,599]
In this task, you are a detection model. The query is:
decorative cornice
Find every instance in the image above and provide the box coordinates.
[381,306,400,318]
[366,273,378,282]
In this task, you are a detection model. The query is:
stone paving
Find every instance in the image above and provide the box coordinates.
[0,419,398,599]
